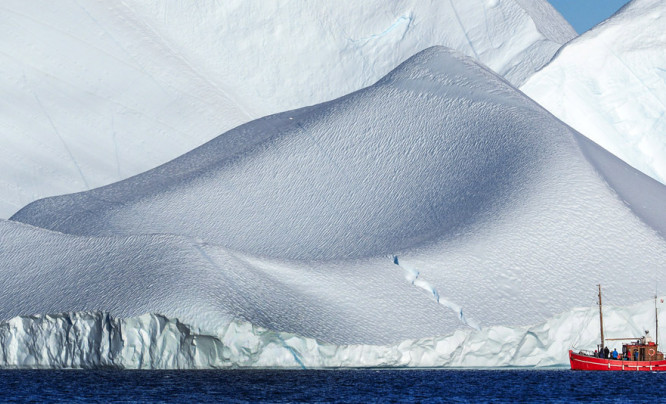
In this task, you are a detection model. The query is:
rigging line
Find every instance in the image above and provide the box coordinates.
[571,306,595,349]
[571,294,598,349]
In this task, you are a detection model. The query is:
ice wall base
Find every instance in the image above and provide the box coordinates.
[0,301,659,369]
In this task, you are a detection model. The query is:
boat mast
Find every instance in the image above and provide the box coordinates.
[656,295,659,347]
[599,284,605,350]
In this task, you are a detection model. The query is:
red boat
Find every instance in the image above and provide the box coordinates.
[570,285,665,371]
[569,350,666,371]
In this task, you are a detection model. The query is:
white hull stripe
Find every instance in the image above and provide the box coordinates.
[572,356,665,369]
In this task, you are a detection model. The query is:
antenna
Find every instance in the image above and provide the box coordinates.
[655,268,659,347]
[598,284,605,351]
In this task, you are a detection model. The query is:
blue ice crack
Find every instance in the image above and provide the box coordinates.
[392,255,479,330]
[276,335,307,369]
[348,14,412,44]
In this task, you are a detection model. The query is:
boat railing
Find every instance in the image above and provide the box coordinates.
[576,349,597,357]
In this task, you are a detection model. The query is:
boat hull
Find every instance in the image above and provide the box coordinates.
[569,350,666,371]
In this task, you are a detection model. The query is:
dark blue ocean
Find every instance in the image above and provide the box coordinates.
[1,369,665,403]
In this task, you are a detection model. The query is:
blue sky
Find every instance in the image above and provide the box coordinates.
[548,0,632,33]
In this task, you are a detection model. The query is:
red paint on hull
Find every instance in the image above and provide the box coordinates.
[569,350,666,371]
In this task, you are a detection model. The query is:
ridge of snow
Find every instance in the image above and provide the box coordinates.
[0,0,575,218]
[521,0,666,184]
[13,47,666,260]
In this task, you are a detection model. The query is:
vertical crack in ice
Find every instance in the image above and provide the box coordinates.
[275,335,307,370]
[510,330,546,366]
[448,0,480,60]
[480,2,500,49]
[393,256,480,330]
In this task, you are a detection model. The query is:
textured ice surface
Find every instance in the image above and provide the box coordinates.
[1,298,663,369]
[0,219,464,346]
[0,0,575,218]
[522,0,666,183]
[10,48,666,343]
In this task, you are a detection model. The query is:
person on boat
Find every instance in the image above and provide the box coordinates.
[612,348,618,359]
[604,346,610,359]
[594,349,599,358]
[634,350,639,361]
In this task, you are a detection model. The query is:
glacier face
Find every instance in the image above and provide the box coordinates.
[521,0,666,184]
[0,0,575,218]
[8,47,666,348]
[2,298,664,369]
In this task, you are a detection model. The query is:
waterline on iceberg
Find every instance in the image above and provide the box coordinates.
[1,300,660,369]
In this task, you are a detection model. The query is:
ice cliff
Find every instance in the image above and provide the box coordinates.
[2,298,664,369]
[0,0,575,218]
[522,0,666,184]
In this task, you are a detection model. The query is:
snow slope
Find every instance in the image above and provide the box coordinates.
[0,0,575,218]
[521,0,666,183]
[0,219,461,346]
[12,47,666,338]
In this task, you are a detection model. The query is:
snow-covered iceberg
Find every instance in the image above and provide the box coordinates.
[521,0,666,184]
[0,219,460,346]
[0,0,575,218]
[6,48,666,362]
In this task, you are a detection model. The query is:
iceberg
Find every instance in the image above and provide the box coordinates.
[0,0,575,218]
[3,48,666,369]
[522,0,666,184]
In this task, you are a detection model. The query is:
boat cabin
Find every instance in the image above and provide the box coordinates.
[621,333,664,361]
